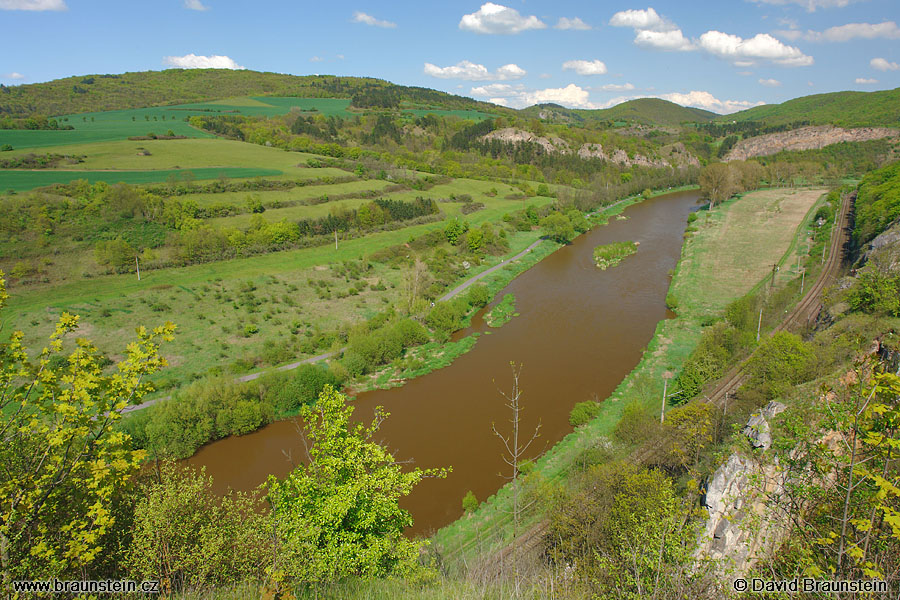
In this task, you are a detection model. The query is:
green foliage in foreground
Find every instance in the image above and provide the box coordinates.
[267,385,448,587]
[0,272,174,585]
[547,462,714,598]
[592,240,638,270]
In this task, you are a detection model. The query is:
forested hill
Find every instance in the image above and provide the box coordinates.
[721,87,900,128]
[0,69,507,117]
[521,98,718,126]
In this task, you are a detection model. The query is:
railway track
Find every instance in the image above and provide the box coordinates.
[635,190,851,463]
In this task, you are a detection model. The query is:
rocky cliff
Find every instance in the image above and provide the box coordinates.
[724,125,899,162]
[479,128,691,169]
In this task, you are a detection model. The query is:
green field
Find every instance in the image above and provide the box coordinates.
[0,97,357,150]
[0,167,284,191]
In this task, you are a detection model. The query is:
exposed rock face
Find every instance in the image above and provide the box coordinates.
[695,406,789,576]
[576,142,670,168]
[480,128,570,155]
[742,401,786,450]
[479,128,682,168]
[724,125,899,162]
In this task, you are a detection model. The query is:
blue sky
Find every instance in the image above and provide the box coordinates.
[1,0,898,113]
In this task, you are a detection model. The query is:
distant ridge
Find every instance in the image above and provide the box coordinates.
[721,87,900,128]
[0,69,506,118]
[522,98,718,126]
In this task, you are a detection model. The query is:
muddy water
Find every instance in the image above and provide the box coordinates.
[188,190,700,537]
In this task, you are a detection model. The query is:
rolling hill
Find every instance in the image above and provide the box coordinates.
[522,98,718,126]
[0,69,506,118]
[721,87,900,128]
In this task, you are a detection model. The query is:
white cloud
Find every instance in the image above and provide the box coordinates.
[635,28,695,51]
[699,31,813,66]
[759,77,782,86]
[352,11,396,28]
[562,59,607,76]
[555,17,591,30]
[871,57,900,71]
[184,0,208,10]
[746,0,855,11]
[471,83,596,109]
[459,3,545,34]
[596,90,763,114]
[3,72,25,80]
[609,8,673,32]
[310,56,324,63]
[163,54,245,69]
[855,77,878,84]
[609,8,693,51]
[734,60,756,67]
[423,60,526,81]
[599,82,636,91]
[795,21,900,42]
[659,90,764,114]
[0,0,65,9]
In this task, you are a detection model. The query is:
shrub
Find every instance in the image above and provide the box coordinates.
[462,490,479,514]
[569,401,602,427]
[465,284,492,309]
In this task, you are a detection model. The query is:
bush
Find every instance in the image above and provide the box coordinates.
[426,299,467,339]
[464,284,492,308]
[614,399,656,443]
[462,490,479,514]
[569,401,602,427]
[746,331,817,399]
[262,364,341,416]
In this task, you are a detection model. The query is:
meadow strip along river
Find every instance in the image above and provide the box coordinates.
[187,189,701,537]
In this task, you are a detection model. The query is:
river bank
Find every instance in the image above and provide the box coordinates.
[432,186,828,564]
[188,189,701,536]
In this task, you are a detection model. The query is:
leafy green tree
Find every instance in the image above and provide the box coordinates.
[127,462,269,590]
[539,212,575,243]
[566,209,590,234]
[0,272,174,584]
[746,331,816,399]
[267,386,448,586]
[548,462,709,599]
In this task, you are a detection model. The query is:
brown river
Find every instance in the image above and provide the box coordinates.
[188,189,701,537]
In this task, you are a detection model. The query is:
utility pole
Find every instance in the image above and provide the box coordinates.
[800,269,805,295]
[661,371,673,423]
[757,306,763,342]
[334,230,338,250]
[135,255,141,281]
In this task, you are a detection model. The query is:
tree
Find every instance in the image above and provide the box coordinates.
[266,385,448,587]
[0,272,174,584]
[699,163,734,208]
[126,461,269,590]
[492,363,541,595]
[539,212,575,243]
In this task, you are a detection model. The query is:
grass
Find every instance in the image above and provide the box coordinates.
[484,294,516,328]
[671,188,826,319]
[0,167,283,191]
[3,195,552,393]
[431,186,826,568]
[1,137,344,174]
[592,241,638,270]
[0,97,357,150]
